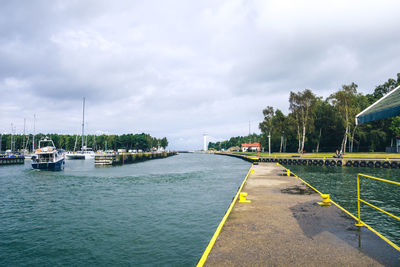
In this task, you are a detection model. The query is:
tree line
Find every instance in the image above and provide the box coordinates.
[0,133,168,153]
[210,73,400,153]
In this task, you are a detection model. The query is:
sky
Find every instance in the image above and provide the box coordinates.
[1,0,400,150]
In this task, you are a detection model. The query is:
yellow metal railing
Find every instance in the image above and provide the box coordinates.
[355,173,400,251]
[279,163,400,252]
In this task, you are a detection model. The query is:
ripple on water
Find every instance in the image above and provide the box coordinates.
[0,154,250,266]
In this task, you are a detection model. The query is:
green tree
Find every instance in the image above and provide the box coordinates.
[289,89,317,153]
[160,137,168,149]
[259,106,274,154]
[328,83,361,153]
[272,109,287,152]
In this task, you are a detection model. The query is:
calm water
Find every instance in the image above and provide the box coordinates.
[288,165,400,246]
[0,153,250,266]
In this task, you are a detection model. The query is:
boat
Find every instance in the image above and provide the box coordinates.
[66,146,95,160]
[65,97,95,160]
[31,137,65,171]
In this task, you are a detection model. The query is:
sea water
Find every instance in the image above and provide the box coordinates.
[0,153,250,266]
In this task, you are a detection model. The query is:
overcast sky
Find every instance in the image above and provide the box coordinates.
[1,0,400,150]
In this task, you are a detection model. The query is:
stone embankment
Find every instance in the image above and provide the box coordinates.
[95,152,177,166]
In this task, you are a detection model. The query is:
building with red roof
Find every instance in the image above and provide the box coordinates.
[241,142,261,152]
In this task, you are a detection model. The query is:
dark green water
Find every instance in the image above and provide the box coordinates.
[287,165,400,246]
[0,153,250,266]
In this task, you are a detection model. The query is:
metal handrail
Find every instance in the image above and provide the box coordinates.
[356,173,400,225]
[356,173,400,251]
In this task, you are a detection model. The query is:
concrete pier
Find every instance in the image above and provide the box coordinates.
[0,156,24,165]
[94,152,177,165]
[203,162,400,266]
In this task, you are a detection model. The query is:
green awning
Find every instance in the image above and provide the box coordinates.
[356,85,400,125]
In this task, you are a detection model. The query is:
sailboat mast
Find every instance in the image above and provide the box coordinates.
[23,118,26,153]
[32,114,36,152]
[81,97,85,150]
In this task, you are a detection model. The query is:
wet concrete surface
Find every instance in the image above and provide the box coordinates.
[205,163,400,266]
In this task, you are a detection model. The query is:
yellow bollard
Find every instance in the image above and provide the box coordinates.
[386,158,389,161]
[318,194,331,206]
[276,162,279,166]
[287,169,290,176]
[239,192,251,203]
[251,168,255,173]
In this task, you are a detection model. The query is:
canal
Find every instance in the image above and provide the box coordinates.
[0,153,250,266]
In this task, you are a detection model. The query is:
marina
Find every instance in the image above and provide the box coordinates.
[2,2,400,266]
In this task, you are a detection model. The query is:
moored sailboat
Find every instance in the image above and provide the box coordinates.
[65,97,95,160]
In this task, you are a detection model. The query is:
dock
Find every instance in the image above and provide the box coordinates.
[201,162,400,266]
[260,156,400,168]
[0,156,25,165]
[95,152,177,165]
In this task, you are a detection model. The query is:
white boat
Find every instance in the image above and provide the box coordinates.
[66,146,95,160]
[31,138,65,171]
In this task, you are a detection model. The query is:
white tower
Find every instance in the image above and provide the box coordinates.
[203,134,208,151]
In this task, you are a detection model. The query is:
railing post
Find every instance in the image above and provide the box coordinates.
[356,174,364,227]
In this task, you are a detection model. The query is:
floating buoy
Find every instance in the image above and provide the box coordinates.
[345,160,352,167]
[360,161,366,167]
[375,161,381,168]
[337,160,342,167]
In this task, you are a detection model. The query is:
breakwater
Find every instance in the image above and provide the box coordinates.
[260,157,400,168]
[94,151,177,165]
[201,162,400,266]
[0,156,24,165]
[214,152,259,163]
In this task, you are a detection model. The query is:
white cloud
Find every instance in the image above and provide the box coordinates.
[1,0,400,149]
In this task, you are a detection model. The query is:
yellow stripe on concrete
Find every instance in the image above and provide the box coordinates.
[197,164,253,267]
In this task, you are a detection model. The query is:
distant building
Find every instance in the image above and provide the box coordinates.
[228,146,241,152]
[241,143,261,152]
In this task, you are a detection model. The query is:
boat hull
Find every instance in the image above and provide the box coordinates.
[66,154,85,160]
[32,158,65,171]
[65,152,95,160]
